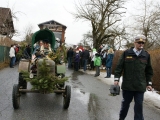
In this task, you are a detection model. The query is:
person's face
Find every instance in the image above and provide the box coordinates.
[39,42,43,46]
[44,43,49,48]
[134,41,145,50]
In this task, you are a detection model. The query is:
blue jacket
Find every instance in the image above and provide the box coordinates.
[74,53,80,62]
[106,53,114,67]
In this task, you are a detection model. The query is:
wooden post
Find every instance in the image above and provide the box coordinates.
[61,27,66,43]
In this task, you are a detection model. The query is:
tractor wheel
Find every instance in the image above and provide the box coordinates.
[63,85,71,109]
[19,73,27,94]
[12,84,20,109]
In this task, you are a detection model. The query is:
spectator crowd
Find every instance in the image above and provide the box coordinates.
[66,45,114,78]
[9,44,31,68]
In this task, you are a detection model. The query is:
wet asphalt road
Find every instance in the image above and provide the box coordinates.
[0,65,160,120]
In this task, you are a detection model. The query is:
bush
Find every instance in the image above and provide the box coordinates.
[149,50,160,91]
[112,50,123,75]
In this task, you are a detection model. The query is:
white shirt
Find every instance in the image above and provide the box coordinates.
[91,51,97,61]
[9,47,15,57]
[103,52,107,58]
[133,48,142,56]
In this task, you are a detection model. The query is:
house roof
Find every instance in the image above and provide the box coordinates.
[0,7,11,26]
[0,7,14,34]
[38,20,67,29]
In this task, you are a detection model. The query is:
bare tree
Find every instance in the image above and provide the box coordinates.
[126,0,160,50]
[23,24,34,44]
[78,31,93,47]
[73,0,126,49]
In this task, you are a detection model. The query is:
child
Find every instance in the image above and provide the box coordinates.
[94,53,101,77]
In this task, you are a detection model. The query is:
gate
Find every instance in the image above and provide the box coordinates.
[0,46,10,63]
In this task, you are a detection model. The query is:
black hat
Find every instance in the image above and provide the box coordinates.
[95,53,99,56]
[43,39,49,43]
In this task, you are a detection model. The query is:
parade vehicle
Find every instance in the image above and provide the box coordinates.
[12,28,71,109]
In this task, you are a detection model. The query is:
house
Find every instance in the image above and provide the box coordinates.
[38,20,67,43]
[0,7,14,37]
[0,7,15,46]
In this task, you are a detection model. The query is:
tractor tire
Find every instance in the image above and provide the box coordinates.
[12,84,20,109]
[63,85,71,109]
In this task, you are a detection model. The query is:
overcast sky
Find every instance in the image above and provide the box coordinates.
[1,0,91,45]
[1,0,160,45]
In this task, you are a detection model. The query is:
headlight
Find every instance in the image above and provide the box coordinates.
[60,60,64,64]
[30,73,34,78]
[58,75,62,78]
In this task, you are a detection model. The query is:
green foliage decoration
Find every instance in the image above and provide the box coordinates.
[16,44,26,60]
[22,59,68,94]
[61,44,67,63]
[48,44,67,64]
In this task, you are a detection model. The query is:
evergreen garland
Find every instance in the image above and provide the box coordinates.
[22,59,68,94]
[48,44,67,64]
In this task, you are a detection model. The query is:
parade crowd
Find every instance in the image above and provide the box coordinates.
[9,44,31,68]
[66,45,114,78]
[9,44,20,68]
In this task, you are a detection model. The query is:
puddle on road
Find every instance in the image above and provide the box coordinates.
[71,70,106,119]
[74,88,100,110]
[74,88,90,105]
[71,71,100,112]
[74,88,103,119]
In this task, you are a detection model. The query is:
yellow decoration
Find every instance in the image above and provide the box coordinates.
[139,38,143,41]
[126,56,132,58]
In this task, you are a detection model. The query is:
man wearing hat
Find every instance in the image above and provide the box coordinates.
[114,35,153,120]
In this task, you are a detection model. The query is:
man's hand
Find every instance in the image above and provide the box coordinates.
[114,81,119,85]
[147,86,153,91]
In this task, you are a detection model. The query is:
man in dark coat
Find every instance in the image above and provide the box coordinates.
[74,50,80,71]
[24,45,31,59]
[81,47,90,71]
[67,47,74,68]
[114,35,153,120]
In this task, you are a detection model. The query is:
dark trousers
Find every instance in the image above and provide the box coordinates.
[119,90,144,120]
[79,58,82,69]
[10,57,15,67]
[95,66,100,76]
[82,59,88,71]
[68,57,72,68]
[90,61,95,70]
[74,62,79,71]
[106,67,112,77]
[13,57,16,66]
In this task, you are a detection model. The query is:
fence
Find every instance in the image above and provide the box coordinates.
[0,45,10,64]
